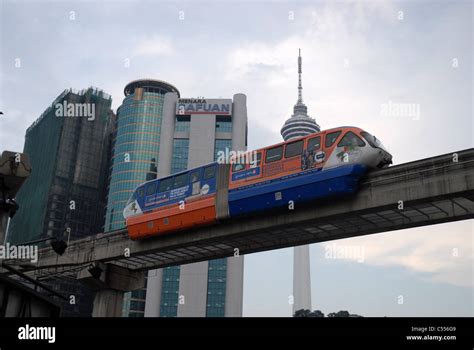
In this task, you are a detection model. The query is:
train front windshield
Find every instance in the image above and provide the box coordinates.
[361,131,389,153]
[126,186,142,205]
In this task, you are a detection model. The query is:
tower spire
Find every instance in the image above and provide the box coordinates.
[281,49,320,142]
[297,48,303,104]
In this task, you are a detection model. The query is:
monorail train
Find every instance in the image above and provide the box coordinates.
[123,126,392,240]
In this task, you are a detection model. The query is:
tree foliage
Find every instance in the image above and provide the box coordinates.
[294,309,362,317]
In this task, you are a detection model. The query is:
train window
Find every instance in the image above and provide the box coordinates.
[265,146,283,163]
[285,140,304,158]
[146,183,157,196]
[361,131,383,148]
[250,152,262,168]
[190,170,200,183]
[307,136,321,151]
[203,165,216,180]
[131,186,145,202]
[173,173,189,188]
[232,162,246,172]
[338,131,366,147]
[325,131,342,148]
[158,178,172,192]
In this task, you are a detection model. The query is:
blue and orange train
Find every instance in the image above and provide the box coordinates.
[123,126,392,240]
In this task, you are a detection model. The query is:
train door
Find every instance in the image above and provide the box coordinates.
[302,134,323,170]
[321,129,344,168]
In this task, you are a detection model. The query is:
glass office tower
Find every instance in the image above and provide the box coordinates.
[104,79,180,233]
[6,87,114,316]
[105,79,180,317]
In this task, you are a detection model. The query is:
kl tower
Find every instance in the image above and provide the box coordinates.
[280,49,320,314]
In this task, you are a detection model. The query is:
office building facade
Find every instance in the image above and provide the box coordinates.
[7,87,114,316]
[143,93,247,317]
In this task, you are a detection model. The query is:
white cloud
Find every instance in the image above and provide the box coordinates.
[131,35,175,57]
[320,221,474,288]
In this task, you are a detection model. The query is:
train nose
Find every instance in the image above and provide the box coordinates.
[123,200,142,219]
[377,150,393,168]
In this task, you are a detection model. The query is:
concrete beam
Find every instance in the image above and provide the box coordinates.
[77,262,145,292]
[78,263,145,317]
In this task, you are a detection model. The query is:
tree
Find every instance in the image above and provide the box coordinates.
[309,310,325,317]
[328,310,350,317]
[294,309,362,317]
[294,309,325,317]
[293,309,312,317]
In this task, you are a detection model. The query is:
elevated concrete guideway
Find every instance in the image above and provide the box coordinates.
[7,149,474,280]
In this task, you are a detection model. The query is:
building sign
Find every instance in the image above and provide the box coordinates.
[176,98,232,115]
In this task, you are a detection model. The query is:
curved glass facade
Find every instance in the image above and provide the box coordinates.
[108,80,180,318]
[105,85,177,232]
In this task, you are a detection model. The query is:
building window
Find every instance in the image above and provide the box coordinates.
[171,139,189,174]
[160,266,181,317]
[215,116,232,133]
[214,139,232,161]
[175,115,190,133]
[206,258,227,317]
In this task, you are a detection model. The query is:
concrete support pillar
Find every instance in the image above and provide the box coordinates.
[144,269,163,317]
[225,93,247,317]
[225,256,244,317]
[78,262,145,317]
[232,93,247,151]
[293,245,312,314]
[188,114,216,167]
[177,261,209,317]
[92,289,124,317]
[157,92,178,177]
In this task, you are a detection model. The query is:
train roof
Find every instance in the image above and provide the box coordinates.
[251,126,364,153]
[134,161,218,188]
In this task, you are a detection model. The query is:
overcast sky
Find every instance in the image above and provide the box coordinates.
[0,0,472,316]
